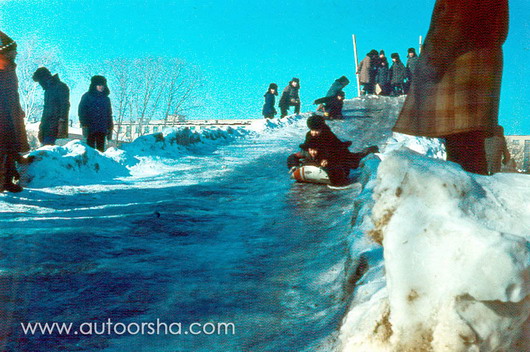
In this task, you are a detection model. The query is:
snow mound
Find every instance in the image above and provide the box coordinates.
[339,149,530,352]
[21,117,308,187]
[23,140,129,188]
[122,126,250,157]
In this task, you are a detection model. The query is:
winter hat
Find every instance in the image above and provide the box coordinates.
[379,50,385,55]
[338,76,350,85]
[337,91,345,97]
[0,31,17,52]
[32,67,52,82]
[369,49,378,56]
[306,114,325,130]
[91,75,107,86]
[299,139,320,151]
[391,53,400,59]
[268,83,278,90]
[291,77,300,83]
[408,47,416,54]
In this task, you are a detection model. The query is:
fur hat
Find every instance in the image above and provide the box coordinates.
[299,139,320,151]
[379,50,385,55]
[0,31,17,52]
[268,83,278,90]
[391,52,400,59]
[91,75,107,86]
[408,47,416,54]
[306,114,325,130]
[291,77,300,84]
[32,67,52,82]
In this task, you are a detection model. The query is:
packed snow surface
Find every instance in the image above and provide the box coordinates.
[1,96,528,352]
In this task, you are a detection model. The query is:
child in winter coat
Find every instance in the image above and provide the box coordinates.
[390,53,406,96]
[279,78,301,117]
[262,83,278,118]
[78,75,113,152]
[287,115,379,186]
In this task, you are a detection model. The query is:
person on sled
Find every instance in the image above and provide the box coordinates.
[287,115,378,187]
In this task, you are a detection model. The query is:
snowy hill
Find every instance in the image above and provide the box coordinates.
[1,96,528,352]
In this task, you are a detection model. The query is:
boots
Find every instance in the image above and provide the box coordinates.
[1,153,23,193]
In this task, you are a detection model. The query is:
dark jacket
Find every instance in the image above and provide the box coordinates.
[279,81,300,108]
[326,76,349,97]
[39,74,70,139]
[390,61,407,85]
[376,60,390,85]
[78,85,113,135]
[262,91,277,117]
[0,57,29,154]
[406,56,420,81]
[302,124,352,165]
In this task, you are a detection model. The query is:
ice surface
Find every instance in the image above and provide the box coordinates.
[2,96,529,352]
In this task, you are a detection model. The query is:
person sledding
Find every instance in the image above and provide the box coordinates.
[288,114,379,187]
[314,75,349,119]
[288,139,352,187]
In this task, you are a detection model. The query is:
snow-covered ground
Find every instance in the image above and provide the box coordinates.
[1,96,528,352]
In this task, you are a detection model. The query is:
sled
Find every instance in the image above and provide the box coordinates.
[291,165,331,184]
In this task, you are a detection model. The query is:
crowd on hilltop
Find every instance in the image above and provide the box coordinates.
[357,48,419,96]
[261,48,419,121]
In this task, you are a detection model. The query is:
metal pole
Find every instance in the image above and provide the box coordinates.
[352,34,361,97]
[419,35,423,54]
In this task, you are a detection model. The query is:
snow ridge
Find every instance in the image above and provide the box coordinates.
[339,149,530,352]
[21,117,306,188]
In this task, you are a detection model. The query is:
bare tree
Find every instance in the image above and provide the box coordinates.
[161,59,202,125]
[83,57,202,142]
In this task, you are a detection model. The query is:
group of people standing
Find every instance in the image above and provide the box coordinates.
[32,69,113,153]
[262,47,419,120]
[262,78,301,119]
[262,75,349,120]
[0,30,114,193]
[357,48,419,96]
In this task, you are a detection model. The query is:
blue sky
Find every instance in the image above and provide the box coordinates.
[1,0,529,134]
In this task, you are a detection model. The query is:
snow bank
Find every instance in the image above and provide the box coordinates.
[21,116,306,187]
[23,140,130,188]
[339,149,530,352]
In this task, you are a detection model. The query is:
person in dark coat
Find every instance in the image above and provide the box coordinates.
[375,51,391,96]
[326,75,349,98]
[0,31,29,193]
[288,115,378,186]
[325,91,346,119]
[32,67,70,145]
[405,48,419,93]
[262,83,278,118]
[279,78,301,117]
[78,75,113,152]
[389,53,406,96]
[314,76,349,119]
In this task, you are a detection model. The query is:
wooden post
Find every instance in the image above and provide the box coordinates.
[419,35,423,54]
[352,34,361,97]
